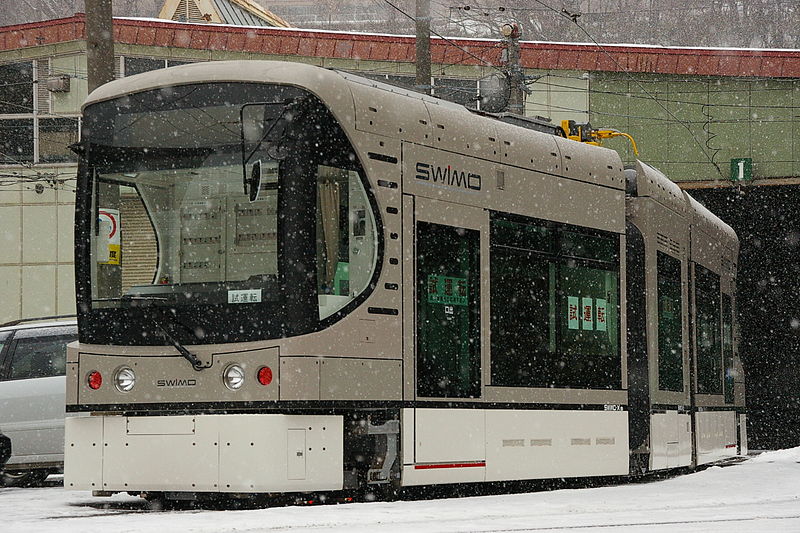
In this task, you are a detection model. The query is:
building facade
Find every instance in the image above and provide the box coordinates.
[2,12,800,448]
[2,15,799,324]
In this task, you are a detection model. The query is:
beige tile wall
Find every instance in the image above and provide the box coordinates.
[0,166,77,324]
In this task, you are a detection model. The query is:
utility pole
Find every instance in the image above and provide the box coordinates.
[86,0,120,298]
[86,0,115,93]
[501,23,524,114]
[415,0,431,95]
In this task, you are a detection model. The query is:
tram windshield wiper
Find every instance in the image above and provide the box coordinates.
[151,318,208,372]
[92,296,169,302]
[139,303,209,371]
[100,295,209,371]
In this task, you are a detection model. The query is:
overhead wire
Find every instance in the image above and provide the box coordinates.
[448,1,792,16]
[522,0,727,177]
[529,77,800,110]
[380,0,506,72]
[4,6,798,181]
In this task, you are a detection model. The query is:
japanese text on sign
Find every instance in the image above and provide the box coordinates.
[568,296,580,330]
[581,297,594,331]
[228,289,262,304]
[427,274,468,306]
[567,296,609,331]
[98,208,121,265]
[596,298,607,332]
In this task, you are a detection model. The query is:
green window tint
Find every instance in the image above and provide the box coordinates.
[559,264,621,388]
[489,214,621,390]
[723,293,734,404]
[416,222,481,398]
[695,265,722,395]
[561,230,618,262]
[657,252,684,392]
[490,218,551,252]
[490,247,553,387]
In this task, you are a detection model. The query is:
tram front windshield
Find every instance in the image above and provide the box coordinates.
[78,83,378,346]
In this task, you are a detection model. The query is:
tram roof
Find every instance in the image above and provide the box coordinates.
[82,60,350,108]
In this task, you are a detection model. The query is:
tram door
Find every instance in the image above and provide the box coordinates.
[414,200,483,399]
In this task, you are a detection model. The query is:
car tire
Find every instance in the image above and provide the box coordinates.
[1,469,50,487]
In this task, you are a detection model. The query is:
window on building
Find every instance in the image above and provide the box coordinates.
[354,72,479,107]
[124,57,166,76]
[695,264,722,394]
[490,214,621,390]
[0,119,34,164]
[657,252,684,392]
[123,57,192,77]
[0,61,34,114]
[39,117,79,163]
[0,59,79,165]
[357,72,415,90]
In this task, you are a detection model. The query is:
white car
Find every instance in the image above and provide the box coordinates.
[0,317,76,486]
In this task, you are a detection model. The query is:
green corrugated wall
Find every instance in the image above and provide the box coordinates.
[589,74,800,182]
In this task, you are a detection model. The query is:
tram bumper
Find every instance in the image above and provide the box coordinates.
[64,413,343,493]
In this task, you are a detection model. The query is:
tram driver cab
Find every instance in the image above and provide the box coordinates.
[83,82,379,347]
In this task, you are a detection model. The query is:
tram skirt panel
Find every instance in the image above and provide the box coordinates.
[64,414,343,493]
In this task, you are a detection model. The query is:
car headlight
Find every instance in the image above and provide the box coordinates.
[114,367,136,392]
[223,363,245,390]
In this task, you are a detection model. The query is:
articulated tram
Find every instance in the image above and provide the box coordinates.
[64,61,745,500]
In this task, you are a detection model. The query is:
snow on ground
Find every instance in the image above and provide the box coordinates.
[4,448,800,533]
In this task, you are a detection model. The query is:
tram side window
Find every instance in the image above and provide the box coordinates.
[316,165,377,320]
[657,252,684,392]
[490,246,553,387]
[417,222,481,398]
[695,265,722,395]
[722,293,734,403]
[559,262,620,388]
[490,215,620,390]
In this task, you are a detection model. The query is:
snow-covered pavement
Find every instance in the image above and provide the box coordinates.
[4,448,799,533]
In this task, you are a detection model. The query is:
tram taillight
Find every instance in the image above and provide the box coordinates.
[257,366,273,386]
[87,371,103,390]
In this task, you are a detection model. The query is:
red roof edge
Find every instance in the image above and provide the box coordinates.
[0,13,86,33]
[2,14,800,79]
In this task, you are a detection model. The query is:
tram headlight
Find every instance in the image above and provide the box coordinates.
[223,363,245,390]
[114,367,136,392]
